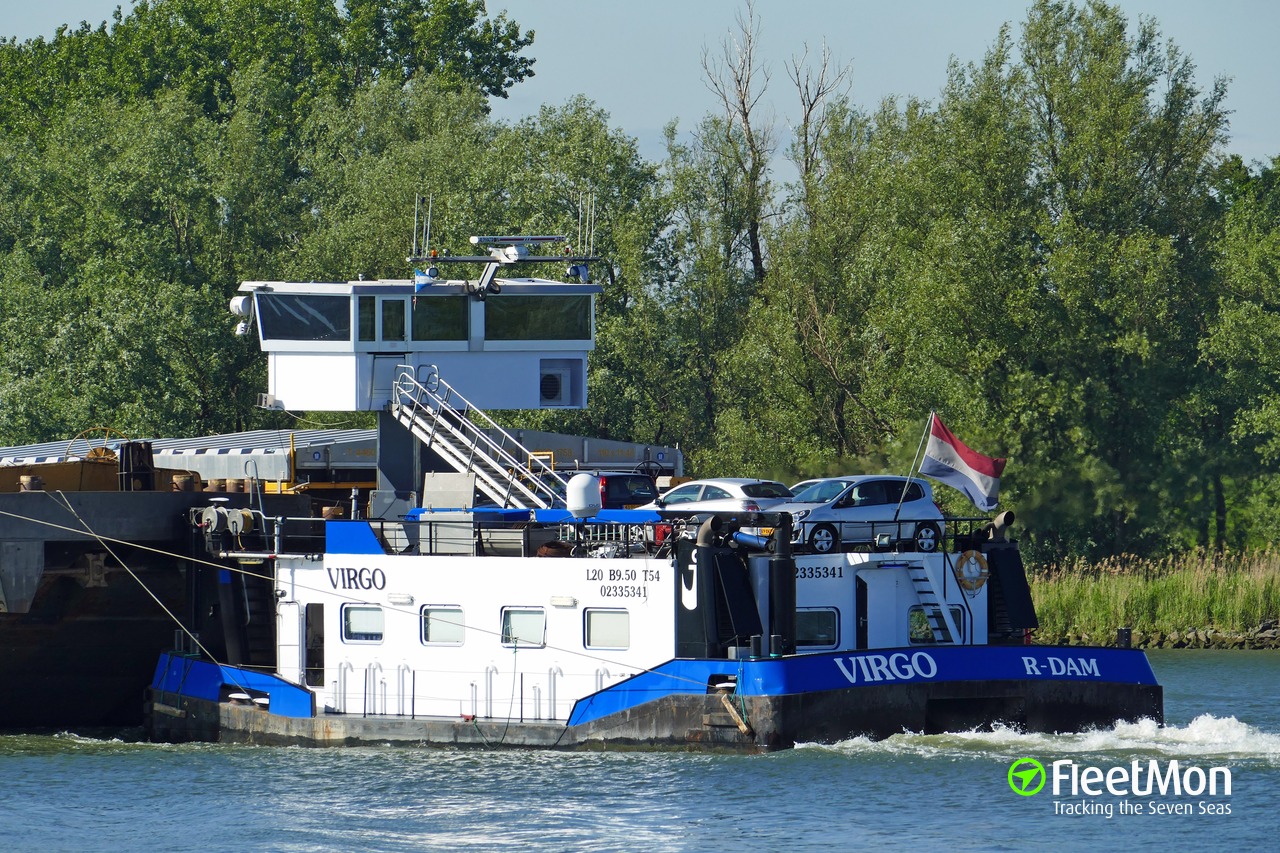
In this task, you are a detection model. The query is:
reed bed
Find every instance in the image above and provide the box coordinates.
[1027,549,1280,641]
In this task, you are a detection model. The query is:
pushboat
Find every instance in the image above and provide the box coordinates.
[143,233,1162,751]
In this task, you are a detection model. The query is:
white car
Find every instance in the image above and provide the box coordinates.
[776,475,945,553]
[641,478,794,513]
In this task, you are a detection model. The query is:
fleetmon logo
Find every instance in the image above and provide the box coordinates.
[1008,758,1047,796]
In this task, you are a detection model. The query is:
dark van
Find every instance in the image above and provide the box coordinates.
[596,472,659,509]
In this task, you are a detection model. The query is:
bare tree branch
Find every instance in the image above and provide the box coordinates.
[786,40,851,181]
[700,0,775,285]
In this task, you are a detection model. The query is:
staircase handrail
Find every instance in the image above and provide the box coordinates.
[392,365,569,508]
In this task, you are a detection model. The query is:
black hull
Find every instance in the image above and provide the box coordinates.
[1,570,185,729]
[751,678,1164,748]
[146,677,1163,752]
[0,491,310,730]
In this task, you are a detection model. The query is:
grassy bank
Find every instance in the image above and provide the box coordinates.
[1027,549,1280,647]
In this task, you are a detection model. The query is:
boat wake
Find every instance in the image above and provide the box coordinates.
[800,714,1280,765]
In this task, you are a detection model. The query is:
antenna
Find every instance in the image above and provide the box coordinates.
[411,194,434,259]
[423,195,433,259]
[588,193,596,256]
[576,192,597,256]
[412,195,420,257]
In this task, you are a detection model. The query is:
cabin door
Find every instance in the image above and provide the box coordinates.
[371,354,408,409]
[277,601,303,684]
[304,603,325,687]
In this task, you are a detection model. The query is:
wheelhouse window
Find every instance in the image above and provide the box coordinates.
[796,608,839,648]
[382,298,407,342]
[584,609,629,649]
[342,604,384,643]
[908,605,965,644]
[358,296,376,341]
[421,606,465,645]
[501,607,546,647]
[411,296,468,341]
[485,295,591,341]
[257,294,351,342]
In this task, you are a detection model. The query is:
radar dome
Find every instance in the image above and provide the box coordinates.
[566,473,602,519]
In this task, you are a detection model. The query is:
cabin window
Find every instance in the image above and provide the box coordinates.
[421,606,464,645]
[500,607,546,647]
[411,296,468,341]
[485,295,591,341]
[257,294,351,342]
[358,296,376,341]
[342,604,384,643]
[796,608,839,648]
[304,603,325,686]
[908,605,965,644]
[382,299,407,342]
[584,609,629,649]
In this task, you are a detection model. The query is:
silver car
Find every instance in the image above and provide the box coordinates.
[778,475,944,553]
[641,477,793,513]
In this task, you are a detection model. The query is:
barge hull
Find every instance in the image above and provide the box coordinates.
[146,678,1162,753]
[0,491,309,729]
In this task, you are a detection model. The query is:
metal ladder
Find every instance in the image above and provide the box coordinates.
[389,365,568,509]
[906,563,963,643]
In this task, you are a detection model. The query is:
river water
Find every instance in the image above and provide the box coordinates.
[2,649,1277,851]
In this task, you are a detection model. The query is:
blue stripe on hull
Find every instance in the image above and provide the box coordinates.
[567,645,1157,727]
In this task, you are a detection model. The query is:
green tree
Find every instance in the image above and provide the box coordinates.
[0,0,536,445]
[1004,1,1227,556]
[1202,158,1280,547]
[728,1,1231,555]
[343,0,534,97]
[290,76,494,281]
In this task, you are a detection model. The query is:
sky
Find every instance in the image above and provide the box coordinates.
[5,0,1277,169]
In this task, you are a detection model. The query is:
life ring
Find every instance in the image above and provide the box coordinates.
[954,550,989,593]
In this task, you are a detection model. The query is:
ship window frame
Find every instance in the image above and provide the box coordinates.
[304,602,325,686]
[358,296,376,342]
[381,298,407,342]
[484,295,592,341]
[584,608,630,650]
[907,604,966,644]
[410,294,469,342]
[256,293,352,342]
[421,605,465,646]
[795,607,840,649]
[500,606,546,648]
[341,604,384,643]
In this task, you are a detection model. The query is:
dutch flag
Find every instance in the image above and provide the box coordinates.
[918,413,1006,511]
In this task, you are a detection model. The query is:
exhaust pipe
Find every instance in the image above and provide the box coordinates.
[988,510,1016,542]
[696,515,722,547]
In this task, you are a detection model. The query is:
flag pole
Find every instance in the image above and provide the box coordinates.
[894,411,935,522]
[907,411,935,479]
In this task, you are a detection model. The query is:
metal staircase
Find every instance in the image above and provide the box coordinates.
[906,563,963,644]
[390,365,568,509]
